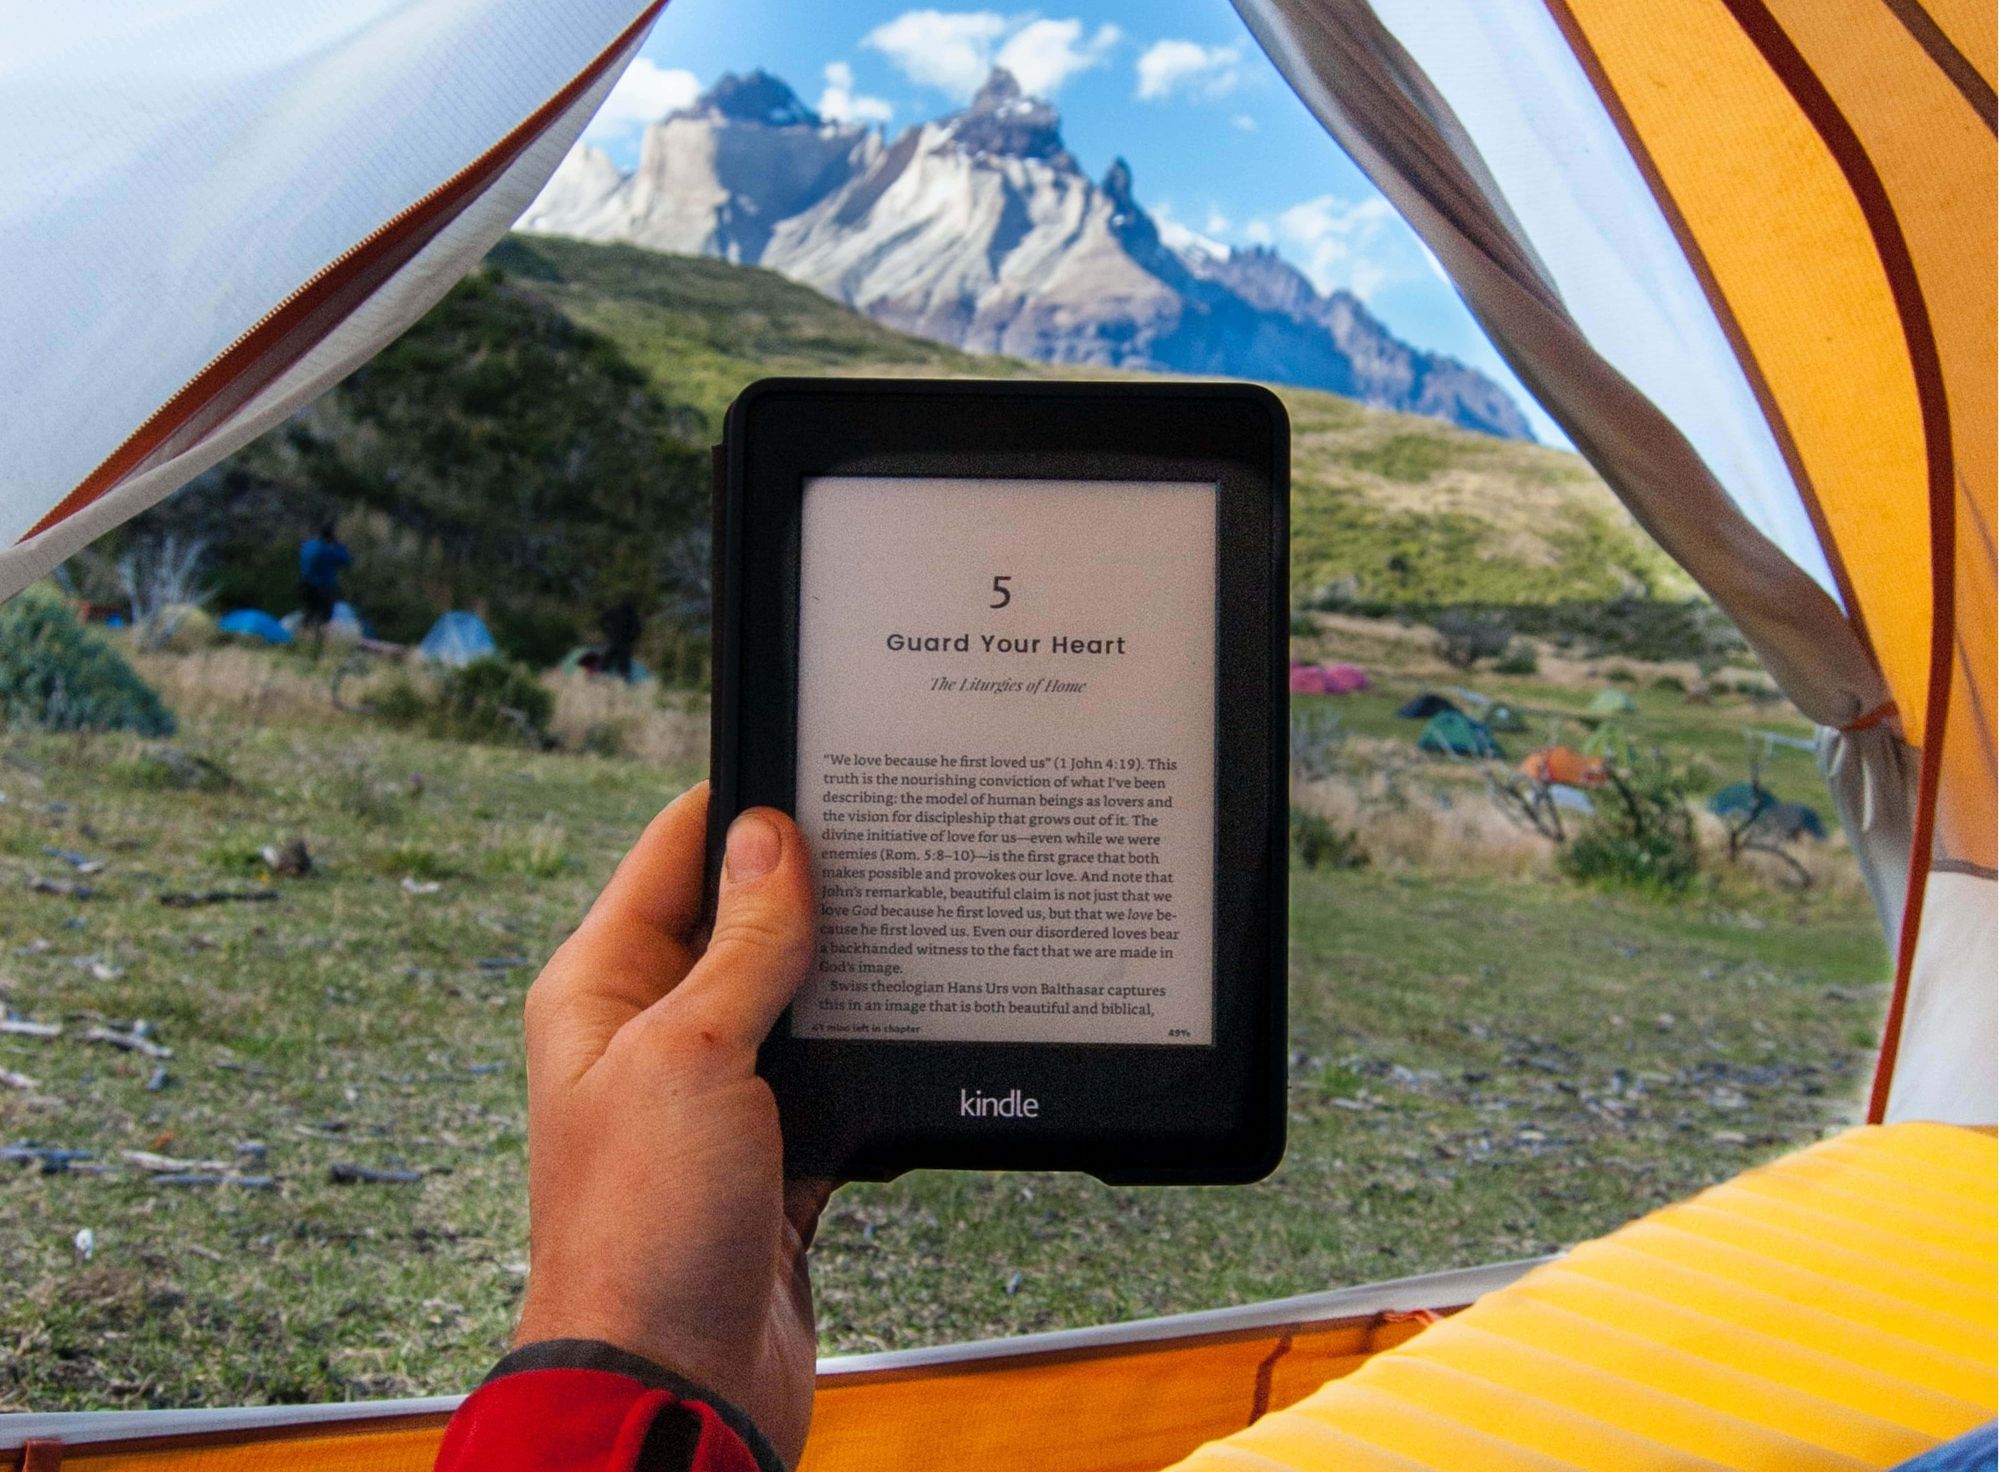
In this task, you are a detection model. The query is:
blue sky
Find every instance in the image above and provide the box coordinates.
[594,0,1561,441]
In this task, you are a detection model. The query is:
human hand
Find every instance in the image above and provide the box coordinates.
[513,783,831,1466]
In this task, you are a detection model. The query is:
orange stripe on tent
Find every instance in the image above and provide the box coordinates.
[1879,0,1999,127]
[1710,0,1962,1122]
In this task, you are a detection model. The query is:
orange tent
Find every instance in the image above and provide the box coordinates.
[1517,745,1609,788]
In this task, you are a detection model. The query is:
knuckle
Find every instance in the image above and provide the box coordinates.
[522,968,569,1032]
[707,905,810,961]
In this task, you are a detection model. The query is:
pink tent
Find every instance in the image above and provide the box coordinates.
[1291,662,1372,695]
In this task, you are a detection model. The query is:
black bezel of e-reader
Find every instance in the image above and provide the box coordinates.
[705,377,1288,1185]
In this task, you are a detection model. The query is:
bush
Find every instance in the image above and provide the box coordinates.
[1492,641,1539,676]
[1433,610,1513,670]
[0,594,175,735]
[1558,751,1700,895]
[1290,806,1369,871]
[579,720,628,758]
[431,658,554,746]
[368,677,431,728]
[372,659,554,747]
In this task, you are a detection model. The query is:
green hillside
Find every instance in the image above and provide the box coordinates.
[104,234,1699,664]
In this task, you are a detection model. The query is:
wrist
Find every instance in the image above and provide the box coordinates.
[484,1339,786,1472]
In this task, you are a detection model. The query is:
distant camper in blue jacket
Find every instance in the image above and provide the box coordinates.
[298,520,351,642]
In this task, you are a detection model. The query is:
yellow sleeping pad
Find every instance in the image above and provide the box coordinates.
[1169,1122,1996,1471]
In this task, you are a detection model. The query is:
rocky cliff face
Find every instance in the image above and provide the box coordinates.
[524,69,1533,439]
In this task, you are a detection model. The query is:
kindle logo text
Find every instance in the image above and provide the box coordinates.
[959,1087,1040,1119]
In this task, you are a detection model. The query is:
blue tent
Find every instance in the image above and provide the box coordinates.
[417,611,497,667]
[217,609,292,646]
[1418,709,1504,759]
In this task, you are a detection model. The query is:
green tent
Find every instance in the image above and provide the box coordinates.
[1418,709,1503,759]
[1587,688,1638,716]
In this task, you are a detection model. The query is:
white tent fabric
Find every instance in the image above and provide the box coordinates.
[0,0,663,599]
[1364,0,1841,599]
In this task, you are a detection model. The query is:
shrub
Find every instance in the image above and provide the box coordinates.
[578,720,628,758]
[0,594,175,735]
[1492,641,1539,676]
[1433,610,1513,670]
[1290,806,1370,871]
[372,659,554,747]
[1558,751,1700,895]
[368,677,431,728]
[112,745,234,791]
[431,658,554,746]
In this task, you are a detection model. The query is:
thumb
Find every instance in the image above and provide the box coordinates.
[666,808,816,1051]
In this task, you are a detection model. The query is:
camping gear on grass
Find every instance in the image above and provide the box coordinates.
[280,600,366,642]
[1587,687,1639,717]
[1753,799,1828,842]
[1289,661,1371,695]
[1520,745,1608,788]
[1417,709,1503,759]
[1483,701,1526,732]
[1395,692,1459,720]
[416,611,497,668]
[1711,780,1778,820]
[0,0,1990,1464]
[215,609,292,646]
[559,644,653,683]
[1546,783,1595,815]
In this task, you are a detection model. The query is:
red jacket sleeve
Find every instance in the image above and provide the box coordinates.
[435,1341,783,1472]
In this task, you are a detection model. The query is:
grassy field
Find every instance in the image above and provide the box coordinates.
[0,636,1887,1410]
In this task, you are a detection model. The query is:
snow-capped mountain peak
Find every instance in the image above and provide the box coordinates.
[688,70,822,129]
[522,68,1531,438]
[940,68,1075,167]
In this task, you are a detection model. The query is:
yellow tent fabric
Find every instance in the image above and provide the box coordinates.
[1169,1122,1996,1471]
[1541,0,1997,1123]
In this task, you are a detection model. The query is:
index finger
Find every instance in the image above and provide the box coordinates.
[582,780,713,941]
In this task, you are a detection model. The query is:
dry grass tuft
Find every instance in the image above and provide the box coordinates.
[545,671,706,766]
[129,644,351,726]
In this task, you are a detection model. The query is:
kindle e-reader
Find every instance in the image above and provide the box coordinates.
[706,378,1288,1184]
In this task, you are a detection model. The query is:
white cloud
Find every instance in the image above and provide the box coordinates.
[583,58,700,143]
[1230,113,1257,131]
[864,10,1118,99]
[1243,217,1274,245]
[1203,206,1230,235]
[818,61,894,124]
[995,19,1121,97]
[1276,194,1403,299]
[1135,39,1243,101]
[864,10,1009,96]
